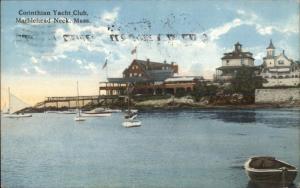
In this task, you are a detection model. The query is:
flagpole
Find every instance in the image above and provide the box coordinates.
[106,63,108,80]
[136,46,137,60]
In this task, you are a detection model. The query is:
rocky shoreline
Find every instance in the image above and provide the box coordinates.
[21,96,300,113]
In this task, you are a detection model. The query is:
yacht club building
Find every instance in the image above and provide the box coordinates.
[99,59,203,95]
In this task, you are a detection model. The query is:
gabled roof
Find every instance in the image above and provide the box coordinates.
[122,59,176,82]
[135,59,174,69]
[221,52,254,60]
[221,43,254,60]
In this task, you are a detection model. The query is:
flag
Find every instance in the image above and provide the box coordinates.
[102,59,107,69]
[131,47,137,55]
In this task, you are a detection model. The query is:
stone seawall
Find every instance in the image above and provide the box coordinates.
[255,88,300,103]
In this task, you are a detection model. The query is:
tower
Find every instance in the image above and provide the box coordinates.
[266,39,275,58]
[234,42,242,52]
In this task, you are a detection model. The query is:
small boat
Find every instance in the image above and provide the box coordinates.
[3,87,32,118]
[244,156,297,186]
[74,115,86,121]
[104,108,122,113]
[122,83,141,128]
[82,107,111,117]
[58,111,76,114]
[4,113,32,118]
[122,119,142,128]
[81,112,111,117]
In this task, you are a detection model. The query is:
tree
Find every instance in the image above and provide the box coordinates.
[230,66,263,97]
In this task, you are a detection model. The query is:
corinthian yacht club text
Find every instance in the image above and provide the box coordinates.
[18,10,88,16]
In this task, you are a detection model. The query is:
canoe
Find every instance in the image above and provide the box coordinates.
[244,156,297,186]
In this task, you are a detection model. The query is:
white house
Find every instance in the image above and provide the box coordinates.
[260,40,300,87]
[215,42,258,81]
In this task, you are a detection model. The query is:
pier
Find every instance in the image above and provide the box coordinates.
[35,95,125,109]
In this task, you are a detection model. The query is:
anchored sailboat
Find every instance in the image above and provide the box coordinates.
[122,83,141,128]
[3,88,32,118]
[74,81,86,121]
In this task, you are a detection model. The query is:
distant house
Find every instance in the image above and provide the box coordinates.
[260,40,300,87]
[99,59,202,95]
[215,42,258,81]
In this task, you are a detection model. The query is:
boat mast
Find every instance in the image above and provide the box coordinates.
[76,81,81,116]
[127,83,130,113]
[8,87,10,114]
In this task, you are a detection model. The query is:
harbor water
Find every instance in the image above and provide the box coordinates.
[1,108,300,188]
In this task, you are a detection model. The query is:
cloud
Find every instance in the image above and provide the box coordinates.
[208,18,242,41]
[23,68,30,74]
[33,66,47,75]
[101,7,120,24]
[236,9,298,36]
[30,56,38,64]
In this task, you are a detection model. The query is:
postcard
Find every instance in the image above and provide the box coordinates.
[1,0,299,187]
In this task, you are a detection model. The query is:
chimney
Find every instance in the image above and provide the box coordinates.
[283,50,285,55]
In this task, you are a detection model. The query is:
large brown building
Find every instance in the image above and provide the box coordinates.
[99,59,202,95]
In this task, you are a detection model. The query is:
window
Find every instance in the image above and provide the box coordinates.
[139,73,142,77]
[278,60,284,65]
[226,60,229,65]
[241,59,244,65]
[129,73,132,77]
[134,73,137,76]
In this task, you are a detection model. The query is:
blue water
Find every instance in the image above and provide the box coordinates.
[1,108,300,188]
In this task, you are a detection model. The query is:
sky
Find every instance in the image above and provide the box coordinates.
[1,0,299,106]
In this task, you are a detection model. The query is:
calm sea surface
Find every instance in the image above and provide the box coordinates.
[1,108,300,188]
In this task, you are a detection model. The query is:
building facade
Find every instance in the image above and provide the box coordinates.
[215,42,257,81]
[260,40,300,87]
[99,59,202,95]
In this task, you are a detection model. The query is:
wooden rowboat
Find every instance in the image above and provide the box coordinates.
[244,156,297,186]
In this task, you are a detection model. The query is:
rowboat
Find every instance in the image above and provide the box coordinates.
[244,156,297,186]
[122,119,141,128]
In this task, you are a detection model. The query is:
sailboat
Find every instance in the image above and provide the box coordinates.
[74,81,86,121]
[122,83,141,128]
[1,102,9,114]
[3,88,32,118]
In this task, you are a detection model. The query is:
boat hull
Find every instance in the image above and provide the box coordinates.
[122,120,141,128]
[57,111,76,114]
[244,157,297,186]
[81,113,111,117]
[3,114,32,118]
[74,116,86,121]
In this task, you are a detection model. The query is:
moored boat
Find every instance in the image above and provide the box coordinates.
[58,111,76,114]
[3,87,32,118]
[82,107,112,117]
[81,112,111,117]
[4,113,32,118]
[244,156,297,186]
[122,119,142,128]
